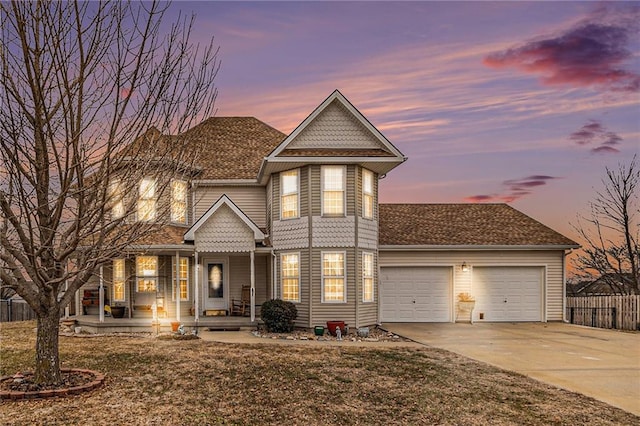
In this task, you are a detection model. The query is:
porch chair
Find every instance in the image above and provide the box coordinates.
[230,285,251,316]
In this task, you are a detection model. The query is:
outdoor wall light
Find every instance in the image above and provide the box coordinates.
[461,262,469,272]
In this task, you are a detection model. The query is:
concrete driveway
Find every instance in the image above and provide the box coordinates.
[383,322,640,416]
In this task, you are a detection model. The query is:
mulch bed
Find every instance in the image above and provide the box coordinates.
[0,369,104,400]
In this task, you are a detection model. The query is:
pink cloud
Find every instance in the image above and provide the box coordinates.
[465,175,559,204]
[568,119,624,154]
[484,12,640,93]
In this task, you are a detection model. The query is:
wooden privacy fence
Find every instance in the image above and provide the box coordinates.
[566,295,640,331]
[0,299,37,322]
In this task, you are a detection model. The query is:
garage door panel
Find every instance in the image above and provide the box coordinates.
[381,267,452,322]
[474,267,542,322]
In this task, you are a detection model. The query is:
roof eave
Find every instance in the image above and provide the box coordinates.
[379,244,581,251]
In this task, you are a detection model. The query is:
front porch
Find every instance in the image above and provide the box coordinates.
[72,314,260,334]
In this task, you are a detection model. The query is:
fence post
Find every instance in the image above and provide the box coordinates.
[8,299,12,322]
[570,307,574,324]
[612,307,617,329]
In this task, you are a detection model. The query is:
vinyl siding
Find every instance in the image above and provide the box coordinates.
[194,204,255,252]
[272,217,309,249]
[193,185,266,229]
[228,254,269,305]
[312,217,355,247]
[285,100,388,150]
[379,250,565,322]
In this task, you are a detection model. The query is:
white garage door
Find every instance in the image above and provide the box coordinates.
[380,267,452,322]
[473,266,543,322]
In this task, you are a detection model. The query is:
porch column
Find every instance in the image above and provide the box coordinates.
[75,289,82,316]
[99,265,104,323]
[194,252,200,321]
[250,250,255,322]
[175,251,181,322]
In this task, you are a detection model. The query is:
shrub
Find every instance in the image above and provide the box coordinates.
[260,299,297,332]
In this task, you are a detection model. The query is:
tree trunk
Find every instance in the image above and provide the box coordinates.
[34,306,61,385]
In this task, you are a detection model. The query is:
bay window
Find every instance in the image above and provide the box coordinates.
[322,166,345,216]
[322,252,346,302]
[362,252,374,302]
[362,169,374,219]
[281,169,299,219]
[281,253,300,302]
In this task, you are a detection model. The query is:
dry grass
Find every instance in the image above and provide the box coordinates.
[0,321,637,425]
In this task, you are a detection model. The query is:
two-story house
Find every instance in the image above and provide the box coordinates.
[76,90,578,333]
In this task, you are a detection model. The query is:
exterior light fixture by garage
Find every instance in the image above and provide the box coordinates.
[461,262,469,272]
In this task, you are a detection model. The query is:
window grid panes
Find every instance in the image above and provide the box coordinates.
[362,252,374,302]
[322,167,344,216]
[281,170,299,219]
[362,170,374,219]
[138,178,156,221]
[109,179,124,219]
[281,253,300,302]
[171,180,187,224]
[136,256,157,292]
[172,257,189,301]
[113,259,125,301]
[323,252,345,302]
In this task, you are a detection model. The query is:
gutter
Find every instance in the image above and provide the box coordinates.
[379,244,581,251]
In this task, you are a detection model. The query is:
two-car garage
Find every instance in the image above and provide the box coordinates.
[379,264,545,323]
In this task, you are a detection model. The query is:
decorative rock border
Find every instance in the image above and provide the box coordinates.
[0,368,105,401]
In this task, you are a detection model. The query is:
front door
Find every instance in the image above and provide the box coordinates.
[204,260,228,311]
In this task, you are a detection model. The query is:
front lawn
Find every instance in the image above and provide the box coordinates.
[0,321,637,425]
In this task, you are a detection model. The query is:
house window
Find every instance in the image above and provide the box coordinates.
[137,177,157,221]
[109,179,124,219]
[362,252,374,302]
[112,259,126,302]
[281,253,300,302]
[281,169,299,219]
[136,256,157,292]
[171,180,187,224]
[362,169,374,219]
[322,166,345,216]
[172,257,189,301]
[322,252,346,302]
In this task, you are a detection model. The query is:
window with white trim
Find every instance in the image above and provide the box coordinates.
[322,166,345,216]
[137,177,157,221]
[280,169,299,219]
[112,259,126,302]
[136,256,158,292]
[281,253,300,302]
[362,169,374,219]
[109,179,124,219]
[362,252,374,302]
[322,252,346,302]
[171,180,187,224]
[172,257,189,301]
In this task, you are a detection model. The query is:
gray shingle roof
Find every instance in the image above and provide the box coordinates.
[379,203,578,247]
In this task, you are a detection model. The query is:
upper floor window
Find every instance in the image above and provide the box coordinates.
[137,177,157,222]
[362,252,374,302]
[281,169,299,219]
[362,169,374,219]
[172,257,189,301]
[281,253,300,302]
[136,256,157,292]
[322,166,345,216]
[322,251,346,302]
[112,259,126,302]
[109,179,124,220]
[171,179,187,224]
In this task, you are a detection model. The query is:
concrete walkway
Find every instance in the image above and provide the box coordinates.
[382,322,640,416]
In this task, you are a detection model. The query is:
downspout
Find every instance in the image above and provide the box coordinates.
[250,250,256,322]
[354,166,359,329]
[308,166,313,328]
[271,251,276,299]
[194,251,200,322]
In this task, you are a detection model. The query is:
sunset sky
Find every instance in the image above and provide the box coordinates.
[170,1,639,242]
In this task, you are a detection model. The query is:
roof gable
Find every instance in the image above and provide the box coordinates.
[269,90,405,159]
[184,195,264,243]
[379,203,579,248]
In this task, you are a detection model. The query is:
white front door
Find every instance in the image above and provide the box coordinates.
[204,259,228,311]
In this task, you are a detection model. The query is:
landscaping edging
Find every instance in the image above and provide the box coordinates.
[0,368,105,400]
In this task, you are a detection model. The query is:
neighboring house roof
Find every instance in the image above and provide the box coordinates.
[134,225,189,246]
[379,203,579,249]
[568,274,637,296]
[181,117,286,180]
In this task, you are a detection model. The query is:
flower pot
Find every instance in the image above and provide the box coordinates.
[314,326,325,336]
[111,306,125,318]
[326,321,345,337]
[171,321,180,332]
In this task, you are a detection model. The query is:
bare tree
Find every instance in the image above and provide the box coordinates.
[0,1,219,384]
[572,156,639,295]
